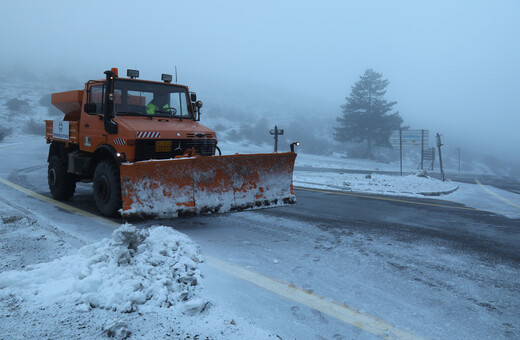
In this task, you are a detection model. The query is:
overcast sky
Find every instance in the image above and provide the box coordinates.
[1,0,519,157]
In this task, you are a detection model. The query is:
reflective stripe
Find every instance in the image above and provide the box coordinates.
[136,131,161,139]
[113,138,126,145]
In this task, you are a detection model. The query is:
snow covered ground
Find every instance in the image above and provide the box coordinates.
[0,200,273,339]
[294,171,458,197]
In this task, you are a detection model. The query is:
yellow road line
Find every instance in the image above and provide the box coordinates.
[0,176,427,339]
[0,143,22,150]
[295,186,488,212]
[475,180,520,211]
[0,177,119,228]
[206,255,426,340]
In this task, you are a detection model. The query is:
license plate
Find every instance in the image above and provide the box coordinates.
[155,140,172,152]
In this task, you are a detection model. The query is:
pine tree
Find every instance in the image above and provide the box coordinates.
[334,69,403,159]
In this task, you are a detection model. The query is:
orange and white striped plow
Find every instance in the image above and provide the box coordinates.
[120,152,296,218]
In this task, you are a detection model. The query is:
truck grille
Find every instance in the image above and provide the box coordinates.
[135,139,216,161]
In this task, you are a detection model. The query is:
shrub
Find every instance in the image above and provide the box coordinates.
[39,93,62,117]
[6,98,28,112]
[0,126,12,142]
[24,119,45,135]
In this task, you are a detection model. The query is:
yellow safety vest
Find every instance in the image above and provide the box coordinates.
[146,103,169,115]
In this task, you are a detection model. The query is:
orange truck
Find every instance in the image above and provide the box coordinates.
[45,68,296,218]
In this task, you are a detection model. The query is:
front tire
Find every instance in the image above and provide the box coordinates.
[48,155,76,200]
[93,160,121,217]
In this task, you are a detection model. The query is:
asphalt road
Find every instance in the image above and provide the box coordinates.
[445,173,520,194]
[270,187,520,262]
[15,164,519,262]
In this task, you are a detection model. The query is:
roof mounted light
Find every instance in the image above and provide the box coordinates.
[111,67,119,77]
[127,69,139,79]
[162,73,172,83]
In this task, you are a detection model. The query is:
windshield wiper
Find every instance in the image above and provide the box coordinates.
[115,111,153,119]
[154,109,186,121]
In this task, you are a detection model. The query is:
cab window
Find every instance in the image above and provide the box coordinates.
[89,85,104,114]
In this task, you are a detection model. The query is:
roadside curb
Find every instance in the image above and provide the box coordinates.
[418,185,460,196]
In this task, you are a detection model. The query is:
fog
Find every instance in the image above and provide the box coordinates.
[1,1,519,166]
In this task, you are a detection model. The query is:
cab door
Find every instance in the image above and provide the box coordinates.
[79,84,107,152]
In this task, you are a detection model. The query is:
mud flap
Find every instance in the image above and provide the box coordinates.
[120,152,296,218]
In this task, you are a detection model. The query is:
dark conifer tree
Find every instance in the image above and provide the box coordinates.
[334,69,403,158]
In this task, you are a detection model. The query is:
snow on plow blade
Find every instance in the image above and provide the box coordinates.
[120,152,296,218]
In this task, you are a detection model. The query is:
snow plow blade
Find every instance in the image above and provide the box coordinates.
[120,152,296,218]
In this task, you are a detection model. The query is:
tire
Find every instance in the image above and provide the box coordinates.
[48,155,76,200]
[93,159,122,217]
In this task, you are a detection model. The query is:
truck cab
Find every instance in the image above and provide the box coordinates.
[47,69,216,178]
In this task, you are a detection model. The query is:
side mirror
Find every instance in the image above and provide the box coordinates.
[194,100,203,121]
[84,103,97,113]
[190,92,197,102]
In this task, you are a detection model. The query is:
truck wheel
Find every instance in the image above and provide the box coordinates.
[93,160,121,217]
[48,155,76,200]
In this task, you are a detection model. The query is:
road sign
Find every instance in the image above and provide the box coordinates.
[390,130,428,150]
[423,148,435,161]
[390,129,430,174]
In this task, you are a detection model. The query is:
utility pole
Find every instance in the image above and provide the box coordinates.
[436,133,445,181]
[399,129,403,176]
[269,125,284,152]
[458,147,461,172]
[420,129,424,170]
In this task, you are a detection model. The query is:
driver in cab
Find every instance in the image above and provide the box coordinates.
[146,93,170,115]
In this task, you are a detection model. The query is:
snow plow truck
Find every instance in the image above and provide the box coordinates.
[45,68,296,218]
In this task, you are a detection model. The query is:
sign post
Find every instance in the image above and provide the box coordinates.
[420,129,424,169]
[399,129,402,176]
[423,147,435,170]
[390,129,429,176]
[436,133,445,181]
[457,147,461,172]
[269,125,284,152]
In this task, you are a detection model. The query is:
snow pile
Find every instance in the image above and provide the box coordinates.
[0,224,207,314]
[293,171,459,196]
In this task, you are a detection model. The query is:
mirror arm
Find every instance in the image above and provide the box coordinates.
[103,70,118,134]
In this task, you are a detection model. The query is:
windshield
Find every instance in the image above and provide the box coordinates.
[113,79,191,118]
